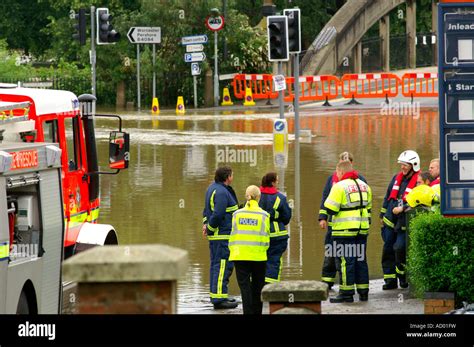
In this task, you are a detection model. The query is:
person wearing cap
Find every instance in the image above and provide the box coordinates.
[380,150,421,290]
[318,151,367,290]
[229,185,270,315]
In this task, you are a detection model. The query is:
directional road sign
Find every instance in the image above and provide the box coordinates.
[186,44,205,53]
[191,63,201,76]
[181,35,208,45]
[127,27,161,44]
[184,52,206,63]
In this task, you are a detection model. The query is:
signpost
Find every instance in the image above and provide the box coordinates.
[127,26,162,111]
[439,2,474,215]
[206,15,225,107]
[184,52,206,63]
[182,34,208,109]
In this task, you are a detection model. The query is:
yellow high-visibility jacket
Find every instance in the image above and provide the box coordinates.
[324,177,372,237]
[229,200,270,261]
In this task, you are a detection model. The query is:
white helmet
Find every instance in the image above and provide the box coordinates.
[398,150,421,172]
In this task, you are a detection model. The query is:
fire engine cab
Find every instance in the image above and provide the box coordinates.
[0,86,129,258]
[0,100,64,313]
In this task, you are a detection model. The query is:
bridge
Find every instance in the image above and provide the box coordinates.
[301,0,438,76]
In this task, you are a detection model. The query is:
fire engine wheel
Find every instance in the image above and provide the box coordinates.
[16,290,30,315]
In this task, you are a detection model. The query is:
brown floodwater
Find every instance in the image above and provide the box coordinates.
[93,107,439,313]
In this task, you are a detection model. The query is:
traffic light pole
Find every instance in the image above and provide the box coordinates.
[90,5,96,97]
[293,52,301,223]
[278,62,284,119]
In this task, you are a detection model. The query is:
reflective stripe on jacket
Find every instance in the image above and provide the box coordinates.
[229,200,270,261]
[259,188,292,239]
[202,182,239,240]
[324,178,372,237]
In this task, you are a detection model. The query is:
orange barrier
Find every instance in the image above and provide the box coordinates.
[284,75,340,105]
[341,73,400,104]
[232,72,438,105]
[232,74,277,100]
[401,72,438,101]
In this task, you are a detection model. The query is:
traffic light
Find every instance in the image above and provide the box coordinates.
[267,15,289,62]
[284,8,301,54]
[72,8,87,45]
[96,7,120,45]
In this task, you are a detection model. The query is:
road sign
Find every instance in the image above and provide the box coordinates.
[206,15,225,32]
[184,52,206,63]
[439,3,474,215]
[186,44,204,53]
[273,74,287,91]
[127,27,161,44]
[191,63,201,76]
[181,35,208,45]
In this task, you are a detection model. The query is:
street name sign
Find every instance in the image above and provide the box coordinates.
[127,27,161,44]
[181,35,208,45]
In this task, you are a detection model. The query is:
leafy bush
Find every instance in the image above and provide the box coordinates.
[408,212,474,306]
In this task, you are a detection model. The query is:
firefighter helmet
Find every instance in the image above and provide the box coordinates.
[398,150,421,172]
[406,185,435,208]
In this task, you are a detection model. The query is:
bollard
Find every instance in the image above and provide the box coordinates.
[176,96,186,115]
[261,280,328,314]
[243,87,256,106]
[221,87,234,106]
[62,245,188,314]
[152,97,160,114]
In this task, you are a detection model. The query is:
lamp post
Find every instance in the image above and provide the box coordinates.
[210,8,220,107]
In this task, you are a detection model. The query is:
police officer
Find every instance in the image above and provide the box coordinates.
[229,185,270,315]
[380,150,420,290]
[318,152,367,290]
[324,160,372,303]
[202,166,239,309]
[259,172,292,284]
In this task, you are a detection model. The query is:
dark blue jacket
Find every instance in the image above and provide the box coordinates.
[203,182,239,240]
[380,173,412,231]
[318,172,367,221]
[259,188,292,240]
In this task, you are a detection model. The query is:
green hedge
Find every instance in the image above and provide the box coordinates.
[408,213,474,306]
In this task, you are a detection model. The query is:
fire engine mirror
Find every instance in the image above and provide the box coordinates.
[109,131,129,170]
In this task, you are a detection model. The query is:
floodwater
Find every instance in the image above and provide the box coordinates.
[93,107,439,314]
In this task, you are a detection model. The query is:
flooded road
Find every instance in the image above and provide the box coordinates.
[93,107,439,313]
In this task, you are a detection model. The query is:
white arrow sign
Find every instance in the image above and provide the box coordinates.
[128,27,161,44]
[181,35,208,45]
[186,44,205,53]
[185,52,206,63]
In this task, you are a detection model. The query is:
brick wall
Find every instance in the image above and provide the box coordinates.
[424,292,455,315]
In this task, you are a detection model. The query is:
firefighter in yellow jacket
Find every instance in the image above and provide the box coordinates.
[229,185,270,315]
[324,161,372,303]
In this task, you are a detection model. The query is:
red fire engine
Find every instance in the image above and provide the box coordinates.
[0,86,129,258]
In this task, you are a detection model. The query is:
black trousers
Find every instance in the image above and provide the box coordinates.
[234,261,267,315]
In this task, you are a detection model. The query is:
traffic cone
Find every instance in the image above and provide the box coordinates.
[176,96,185,115]
[243,87,256,106]
[221,87,234,106]
[152,97,160,114]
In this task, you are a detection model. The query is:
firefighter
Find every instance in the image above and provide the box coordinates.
[202,166,239,309]
[229,185,271,315]
[259,172,292,284]
[380,150,420,290]
[318,152,367,290]
[429,158,441,202]
[324,160,372,303]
